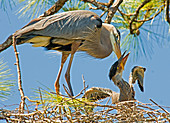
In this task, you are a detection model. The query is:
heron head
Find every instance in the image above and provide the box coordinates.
[110,26,121,59]
[130,66,146,92]
[109,51,130,81]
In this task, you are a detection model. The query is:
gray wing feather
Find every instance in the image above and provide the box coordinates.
[83,87,120,104]
[15,10,101,43]
[83,87,113,102]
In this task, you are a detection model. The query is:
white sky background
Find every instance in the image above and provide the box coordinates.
[0,1,170,112]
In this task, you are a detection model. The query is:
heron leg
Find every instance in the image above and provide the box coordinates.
[55,52,69,95]
[65,41,81,96]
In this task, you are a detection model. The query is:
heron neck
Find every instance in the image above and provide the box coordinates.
[112,77,134,102]
[89,26,113,58]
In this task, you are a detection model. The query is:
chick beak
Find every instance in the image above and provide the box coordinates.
[120,52,130,70]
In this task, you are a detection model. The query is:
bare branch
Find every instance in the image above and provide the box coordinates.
[88,3,98,10]
[12,36,25,113]
[82,74,86,94]
[40,0,69,17]
[105,0,123,24]
[100,11,107,18]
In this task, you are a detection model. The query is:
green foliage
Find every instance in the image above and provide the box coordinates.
[112,0,168,60]
[62,0,88,11]
[17,0,88,19]
[1,0,169,59]
[0,0,16,11]
[0,60,15,101]
[18,0,56,19]
[29,86,94,116]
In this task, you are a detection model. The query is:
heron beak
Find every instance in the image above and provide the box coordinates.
[110,31,121,59]
[118,51,130,70]
[131,66,146,92]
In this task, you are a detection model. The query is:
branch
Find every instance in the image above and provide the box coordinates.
[129,0,151,34]
[40,0,69,17]
[82,0,108,11]
[83,0,122,23]
[105,0,123,24]
[12,36,25,113]
[96,0,115,7]
[166,0,170,24]
[134,7,164,22]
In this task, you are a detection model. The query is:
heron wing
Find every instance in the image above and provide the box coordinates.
[15,10,102,47]
[83,87,113,102]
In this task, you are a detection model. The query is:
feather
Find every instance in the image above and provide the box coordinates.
[83,87,113,102]
[26,36,51,47]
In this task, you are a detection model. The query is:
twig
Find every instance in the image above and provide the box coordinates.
[118,7,162,22]
[12,35,25,113]
[100,11,107,18]
[38,88,44,106]
[40,0,69,17]
[51,85,88,106]
[82,0,108,11]
[82,74,86,94]
[149,99,169,115]
[97,0,115,7]
[88,3,98,10]
[102,96,111,112]
[133,7,164,22]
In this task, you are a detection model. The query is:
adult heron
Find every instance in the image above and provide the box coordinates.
[0,10,121,96]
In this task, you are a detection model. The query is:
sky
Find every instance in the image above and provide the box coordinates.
[0,2,170,113]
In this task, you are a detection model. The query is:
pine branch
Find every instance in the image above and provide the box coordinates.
[129,0,151,34]
[105,0,123,24]
[40,0,69,17]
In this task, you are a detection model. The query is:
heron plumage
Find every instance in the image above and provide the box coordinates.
[0,10,121,96]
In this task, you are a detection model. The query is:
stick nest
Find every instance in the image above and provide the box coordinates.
[0,97,169,122]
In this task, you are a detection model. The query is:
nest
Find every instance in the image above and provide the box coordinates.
[0,97,170,122]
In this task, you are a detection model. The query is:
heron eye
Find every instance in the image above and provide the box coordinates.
[115,34,119,41]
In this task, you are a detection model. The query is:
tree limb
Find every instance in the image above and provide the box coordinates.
[40,0,69,17]
[166,0,170,24]
[105,0,123,24]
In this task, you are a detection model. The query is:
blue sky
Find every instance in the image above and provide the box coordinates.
[0,3,170,112]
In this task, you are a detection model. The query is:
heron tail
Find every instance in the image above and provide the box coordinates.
[0,35,13,52]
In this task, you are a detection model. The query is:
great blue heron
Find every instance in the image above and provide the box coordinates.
[84,51,146,103]
[0,10,121,96]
